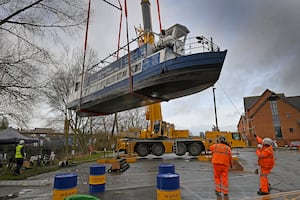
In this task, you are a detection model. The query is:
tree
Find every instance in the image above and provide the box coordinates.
[45,48,99,154]
[0,0,86,126]
[119,108,147,133]
[0,116,9,131]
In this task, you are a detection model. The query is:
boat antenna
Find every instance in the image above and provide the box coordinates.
[78,0,92,111]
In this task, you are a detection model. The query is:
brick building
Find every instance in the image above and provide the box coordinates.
[238,89,300,146]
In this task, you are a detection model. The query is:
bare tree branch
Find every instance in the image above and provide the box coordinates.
[4,20,84,28]
[0,0,86,126]
[0,0,44,26]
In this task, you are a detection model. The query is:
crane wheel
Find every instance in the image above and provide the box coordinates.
[151,143,165,156]
[136,143,150,157]
[176,143,187,156]
[188,143,202,156]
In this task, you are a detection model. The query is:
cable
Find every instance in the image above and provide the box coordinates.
[216,82,242,116]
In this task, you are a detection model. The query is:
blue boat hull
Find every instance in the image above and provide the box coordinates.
[68,50,227,116]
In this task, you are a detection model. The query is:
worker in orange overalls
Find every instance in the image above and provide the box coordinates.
[254,134,275,195]
[210,136,233,200]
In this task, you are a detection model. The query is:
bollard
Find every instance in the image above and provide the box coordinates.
[89,164,106,194]
[52,173,78,200]
[157,173,181,200]
[159,164,175,174]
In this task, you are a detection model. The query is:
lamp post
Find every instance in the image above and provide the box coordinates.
[213,87,219,131]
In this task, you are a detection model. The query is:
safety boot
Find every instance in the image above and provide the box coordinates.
[223,194,230,200]
[216,195,222,200]
[215,191,222,200]
[257,189,269,195]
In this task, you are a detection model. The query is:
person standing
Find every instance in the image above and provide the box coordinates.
[254,134,275,195]
[14,140,25,176]
[210,136,233,200]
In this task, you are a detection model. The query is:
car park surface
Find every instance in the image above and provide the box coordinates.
[0,148,299,200]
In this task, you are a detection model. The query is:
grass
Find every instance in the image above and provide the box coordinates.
[0,151,113,180]
[0,165,59,180]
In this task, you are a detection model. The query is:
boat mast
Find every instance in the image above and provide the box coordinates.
[141,0,154,44]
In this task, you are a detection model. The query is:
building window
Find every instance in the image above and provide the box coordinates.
[270,100,282,138]
[286,113,291,118]
[289,128,294,133]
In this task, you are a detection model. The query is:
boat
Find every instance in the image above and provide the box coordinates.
[67,1,227,116]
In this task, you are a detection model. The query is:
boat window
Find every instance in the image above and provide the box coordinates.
[131,65,138,73]
[84,88,89,95]
[75,82,80,92]
[137,64,141,72]
[92,85,97,92]
[131,64,142,74]
[131,65,136,73]
[122,71,127,78]
[106,75,116,85]
[117,72,122,80]
[99,81,104,88]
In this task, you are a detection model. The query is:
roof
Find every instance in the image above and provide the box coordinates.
[285,96,300,111]
[0,128,38,145]
[244,96,260,112]
[244,89,300,113]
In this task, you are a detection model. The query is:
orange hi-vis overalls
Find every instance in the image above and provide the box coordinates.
[256,136,275,193]
[210,143,232,195]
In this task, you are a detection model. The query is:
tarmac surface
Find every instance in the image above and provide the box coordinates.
[0,148,299,200]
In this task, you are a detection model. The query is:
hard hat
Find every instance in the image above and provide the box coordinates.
[218,136,227,144]
[19,140,25,145]
[262,138,273,146]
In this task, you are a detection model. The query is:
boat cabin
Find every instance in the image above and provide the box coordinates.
[157,23,190,55]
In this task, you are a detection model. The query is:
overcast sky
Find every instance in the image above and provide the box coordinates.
[30,0,300,134]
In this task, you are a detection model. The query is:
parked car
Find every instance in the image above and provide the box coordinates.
[289,141,300,150]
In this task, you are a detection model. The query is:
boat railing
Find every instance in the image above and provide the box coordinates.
[86,34,220,75]
[185,36,221,54]
[86,35,144,74]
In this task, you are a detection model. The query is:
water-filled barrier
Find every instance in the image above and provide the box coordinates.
[52,173,78,200]
[89,164,106,194]
[157,164,181,200]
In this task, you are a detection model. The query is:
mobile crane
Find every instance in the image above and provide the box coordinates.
[116,102,246,157]
[202,130,247,150]
[117,102,206,157]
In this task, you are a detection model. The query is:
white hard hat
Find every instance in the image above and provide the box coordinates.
[218,136,227,143]
[19,140,25,144]
[262,138,273,146]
